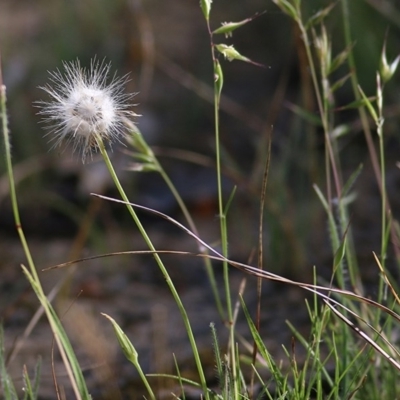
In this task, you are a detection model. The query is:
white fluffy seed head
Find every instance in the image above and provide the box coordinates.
[36,58,138,162]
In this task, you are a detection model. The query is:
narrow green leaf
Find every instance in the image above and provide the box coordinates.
[172,354,186,400]
[333,236,347,270]
[240,295,287,394]
[293,0,301,8]
[341,164,363,199]
[21,265,92,400]
[313,184,330,214]
[330,72,352,93]
[358,85,378,123]
[383,215,391,258]
[313,184,340,253]
[22,365,34,400]
[272,0,298,20]
[329,43,355,75]
[285,102,322,126]
[336,96,377,112]
[0,325,18,400]
[200,0,212,21]
[305,3,336,30]
[32,358,42,400]
[223,185,237,216]
[147,374,204,390]
[210,323,223,379]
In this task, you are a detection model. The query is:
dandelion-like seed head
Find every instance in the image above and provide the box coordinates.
[36,58,138,161]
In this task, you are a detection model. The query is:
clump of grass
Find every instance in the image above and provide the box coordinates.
[2,0,400,399]
[0,325,42,400]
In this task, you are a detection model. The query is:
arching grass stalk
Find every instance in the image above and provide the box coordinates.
[95,136,209,400]
[1,84,90,399]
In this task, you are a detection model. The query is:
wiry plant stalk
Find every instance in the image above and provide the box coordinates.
[2,76,90,399]
[96,136,210,398]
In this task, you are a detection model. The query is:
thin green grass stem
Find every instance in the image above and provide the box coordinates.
[213,84,232,323]
[213,65,238,400]
[1,87,37,285]
[205,19,237,396]
[2,84,89,400]
[135,362,156,400]
[297,21,341,202]
[377,113,387,304]
[96,138,209,400]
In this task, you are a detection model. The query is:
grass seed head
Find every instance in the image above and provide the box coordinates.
[36,58,138,162]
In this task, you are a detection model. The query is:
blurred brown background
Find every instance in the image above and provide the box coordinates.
[2,0,400,398]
